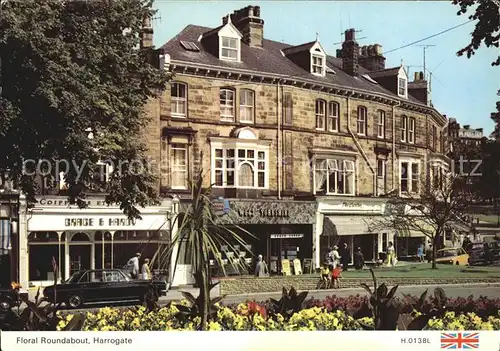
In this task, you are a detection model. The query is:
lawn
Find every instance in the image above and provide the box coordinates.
[339,263,500,279]
[469,213,500,225]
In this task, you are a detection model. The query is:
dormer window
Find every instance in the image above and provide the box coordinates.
[216,17,242,62]
[312,55,324,75]
[398,77,407,97]
[221,37,238,60]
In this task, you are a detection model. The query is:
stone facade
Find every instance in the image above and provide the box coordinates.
[150,74,447,196]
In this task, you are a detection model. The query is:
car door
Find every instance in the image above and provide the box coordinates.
[103,270,137,301]
[78,270,106,302]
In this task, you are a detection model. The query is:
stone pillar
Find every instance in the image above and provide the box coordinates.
[109,231,116,269]
[64,232,70,279]
[18,194,28,290]
[57,231,64,282]
[314,211,323,269]
[90,232,95,270]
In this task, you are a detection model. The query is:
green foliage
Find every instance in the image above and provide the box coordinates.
[160,170,254,330]
[359,268,400,330]
[175,282,226,325]
[0,0,170,218]
[0,288,85,331]
[268,287,309,320]
[453,0,500,66]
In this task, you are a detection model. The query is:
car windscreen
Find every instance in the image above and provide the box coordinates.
[437,250,457,258]
[78,271,104,283]
[65,272,85,284]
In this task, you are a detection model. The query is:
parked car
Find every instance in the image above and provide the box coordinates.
[435,247,469,265]
[43,269,168,309]
[468,241,500,266]
[0,288,19,312]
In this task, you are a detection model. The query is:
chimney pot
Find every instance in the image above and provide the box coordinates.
[361,46,368,57]
[374,44,382,55]
[336,49,342,58]
[248,6,254,17]
[414,72,419,81]
[419,71,424,80]
[345,28,355,42]
[254,6,261,17]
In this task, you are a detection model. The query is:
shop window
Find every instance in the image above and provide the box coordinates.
[314,158,355,195]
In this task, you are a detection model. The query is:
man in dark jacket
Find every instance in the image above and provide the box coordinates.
[353,247,364,270]
[340,242,351,271]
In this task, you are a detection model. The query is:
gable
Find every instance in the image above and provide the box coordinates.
[309,41,326,56]
[218,22,243,39]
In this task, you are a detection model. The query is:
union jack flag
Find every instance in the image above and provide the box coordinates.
[440,332,480,349]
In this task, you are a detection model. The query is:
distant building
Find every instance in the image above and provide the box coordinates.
[447,117,485,151]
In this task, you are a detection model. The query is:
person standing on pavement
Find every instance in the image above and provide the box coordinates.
[353,247,364,270]
[255,254,269,277]
[331,245,341,269]
[127,252,141,279]
[417,244,425,262]
[340,242,351,271]
[141,258,152,280]
[386,242,396,267]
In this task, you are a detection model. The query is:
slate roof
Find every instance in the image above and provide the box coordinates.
[160,25,426,106]
[367,67,401,79]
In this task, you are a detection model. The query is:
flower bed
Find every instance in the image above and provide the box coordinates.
[57,298,500,331]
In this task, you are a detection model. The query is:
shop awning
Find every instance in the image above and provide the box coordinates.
[0,219,11,253]
[325,216,380,236]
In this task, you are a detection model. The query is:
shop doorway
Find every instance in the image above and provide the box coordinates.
[269,234,303,275]
[69,245,91,275]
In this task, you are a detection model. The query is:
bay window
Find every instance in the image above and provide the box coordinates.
[213,147,267,188]
[314,158,355,195]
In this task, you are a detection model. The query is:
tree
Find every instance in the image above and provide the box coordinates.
[153,171,253,330]
[0,0,169,217]
[453,0,500,66]
[374,173,473,269]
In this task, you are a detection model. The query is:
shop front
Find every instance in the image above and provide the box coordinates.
[217,200,317,276]
[316,197,395,267]
[21,196,176,289]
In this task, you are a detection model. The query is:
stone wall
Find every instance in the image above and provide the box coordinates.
[156,74,446,195]
[219,276,500,295]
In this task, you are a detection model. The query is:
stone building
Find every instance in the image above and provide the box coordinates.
[145,5,450,280]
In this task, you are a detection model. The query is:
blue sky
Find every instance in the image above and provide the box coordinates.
[152,1,499,135]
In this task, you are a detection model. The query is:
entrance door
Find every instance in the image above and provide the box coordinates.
[69,245,91,275]
[171,241,194,286]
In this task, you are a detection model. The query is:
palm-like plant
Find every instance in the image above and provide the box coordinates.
[157,170,254,330]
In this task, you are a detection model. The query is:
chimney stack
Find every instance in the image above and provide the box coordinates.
[140,15,153,48]
[224,5,264,48]
[341,28,359,76]
[358,43,385,71]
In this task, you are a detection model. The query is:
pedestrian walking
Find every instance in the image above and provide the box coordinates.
[417,244,425,262]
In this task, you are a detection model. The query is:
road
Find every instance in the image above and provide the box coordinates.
[59,283,500,313]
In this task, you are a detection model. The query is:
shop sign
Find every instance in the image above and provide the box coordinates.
[270,234,304,239]
[237,208,289,218]
[36,197,110,207]
[28,214,167,231]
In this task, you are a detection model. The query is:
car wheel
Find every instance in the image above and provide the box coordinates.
[0,300,11,311]
[66,294,83,309]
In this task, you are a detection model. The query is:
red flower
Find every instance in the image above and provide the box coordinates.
[247,301,267,318]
